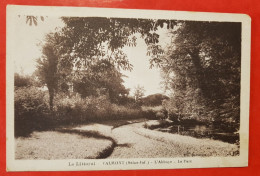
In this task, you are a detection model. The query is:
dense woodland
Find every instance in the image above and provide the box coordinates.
[15,17,241,137]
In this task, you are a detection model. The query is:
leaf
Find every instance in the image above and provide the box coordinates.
[41,16,44,21]
[33,17,37,26]
[26,16,30,24]
[159,22,164,28]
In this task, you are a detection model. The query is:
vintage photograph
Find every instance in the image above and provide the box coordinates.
[6,5,250,171]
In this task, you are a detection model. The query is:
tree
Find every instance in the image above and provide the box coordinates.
[58,17,177,72]
[159,21,241,127]
[50,17,175,97]
[134,85,145,104]
[19,15,45,26]
[73,59,130,103]
[35,17,177,109]
[35,33,61,111]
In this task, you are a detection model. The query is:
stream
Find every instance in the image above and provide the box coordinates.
[154,124,239,144]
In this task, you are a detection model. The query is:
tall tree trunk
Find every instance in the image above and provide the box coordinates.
[49,88,54,111]
[189,50,206,96]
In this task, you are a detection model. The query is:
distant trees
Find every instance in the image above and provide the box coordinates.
[133,85,145,104]
[142,94,169,106]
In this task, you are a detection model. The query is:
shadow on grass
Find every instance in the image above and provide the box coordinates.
[15,117,146,138]
[56,128,118,159]
[15,119,90,138]
[117,143,132,148]
[15,118,139,158]
[15,120,57,138]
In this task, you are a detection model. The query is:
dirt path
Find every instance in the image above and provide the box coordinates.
[108,123,180,158]
[74,120,239,158]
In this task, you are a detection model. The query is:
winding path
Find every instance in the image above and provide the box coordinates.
[74,120,239,158]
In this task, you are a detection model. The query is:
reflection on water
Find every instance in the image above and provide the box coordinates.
[156,124,239,144]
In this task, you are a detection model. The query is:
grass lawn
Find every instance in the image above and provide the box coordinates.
[15,131,114,159]
[133,122,239,157]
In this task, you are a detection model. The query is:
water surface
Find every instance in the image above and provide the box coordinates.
[155,124,239,144]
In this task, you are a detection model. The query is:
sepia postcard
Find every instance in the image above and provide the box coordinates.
[6,5,251,171]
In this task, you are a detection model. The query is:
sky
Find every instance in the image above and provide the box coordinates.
[13,16,64,74]
[13,16,171,96]
[121,31,170,96]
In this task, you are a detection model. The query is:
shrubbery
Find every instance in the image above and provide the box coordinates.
[15,87,50,136]
[15,88,144,136]
[142,106,167,120]
[54,94,143,123]
[14,73,34,88]
[162,95,239,132]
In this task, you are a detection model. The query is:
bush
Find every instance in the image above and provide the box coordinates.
[142,106,166,120]
[109,104,142,120]
[15,90,145,136]
[156,111,166,120]
[53,94,143,124]
[143,119,172,130]
[14,73,34,88]
[15,87,50,136]
[142,109,157,119]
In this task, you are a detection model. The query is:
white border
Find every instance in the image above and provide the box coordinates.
[6,5,251,171]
